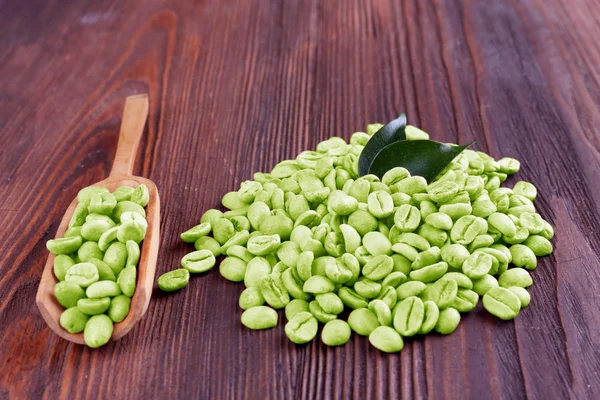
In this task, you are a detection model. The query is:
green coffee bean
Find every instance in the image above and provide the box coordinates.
[391,243,418,262]
[321,319,351,346]
[395,176,427,195]
[369,326,404,353]
[355,245,376,265]
[77,187,108,206]
[409,261,448,283]
[427,180,459,203]
[69,203,89,228]
[87,258,116,282]
[65,263,99,288]
[427,278,458,309]
[220,256,248,282]
[398,233,430,252]
[507,286,531,307]
[442,272,473,289]
[247,234,281,256]
[47,236,83,255]
[54,281,86,308]
[498,157,520,174]
[439,203,472,220]
[468,235,495,252]
[316,292,344,314]
[338,287,368,309]
[362,255,394,280]
[108,295,131,323]
[213,218,236,245]
[540,220,554,240]
[451,215,488,245]
[354,277,382,299]
[367,191,394,218]
[157,269,190,292]
[226,245,254,263]
[483,287,521,320]
[285,312,318,343]
[475,248,508,275]
[77,297,111,315]
[394,204,421,232]
[54,254,75,281]
[312,256,335,277]
[241,306,278,330]
[498,268,533,288]
[123,240,139,268]
[390,254,411,275]
[309,300,337,323]
[381,271,407,289]
[113,186,134,202]
[86,281,121,298]
[221,191,248,210]
[260,214,294,240]
[285,299,310,320]
[103,242,127,276]
[180,223,212,243]
[239,287,266,310]
[425,212,453,230]
[419,301,440,334]
[396,281,427,300]
[282,268,312,301]
[260,274,290,308]
[376,285,398,308]
[435,307,461,334]
[98,226,119,251]
[368,299,392,327]
[181,250,216,273]
[347,210,378,236]
[116,211,148,244]
[81,217,114,242]
[417,224,448,248]
[393,296,424,337]
[88,192,117,215]
[117,266,137,297]
[513,181,537,201]
[348,308,380,335]
[243,257,271,288]
[60,307,90,333]
[113,201,146,220]
[362,232,392,257]
[194,236,222,256]
[303,275,335,294]
[451,289,479,312]
[509,245,537,270]
[64,226,82,238]
[462,252,493,280]
[77,241,104,262]
[487,212,517,237]
[473,274,499,296]
[84,314,113,348]
[523,235,553,257]
[382,167,410,186]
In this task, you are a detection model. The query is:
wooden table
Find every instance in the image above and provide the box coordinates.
[1,0,599,398]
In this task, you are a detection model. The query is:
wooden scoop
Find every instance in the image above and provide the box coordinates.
[36,94,160,345]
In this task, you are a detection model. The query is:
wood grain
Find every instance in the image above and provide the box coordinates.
[1,0,600,398]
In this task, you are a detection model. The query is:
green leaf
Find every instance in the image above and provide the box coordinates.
[358,113,407,176]
[368,140,474,182]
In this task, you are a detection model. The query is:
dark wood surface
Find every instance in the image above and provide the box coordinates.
[1,0,599,398]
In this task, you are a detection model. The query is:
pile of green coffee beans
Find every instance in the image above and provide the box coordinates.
[166,123,554,352]
[46,184,149,348]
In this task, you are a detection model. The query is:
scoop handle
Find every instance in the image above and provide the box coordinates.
[110,94,149,177]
